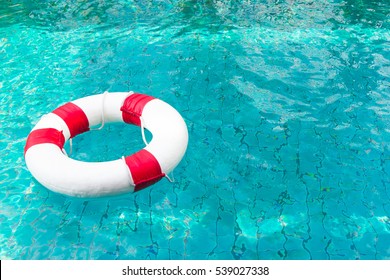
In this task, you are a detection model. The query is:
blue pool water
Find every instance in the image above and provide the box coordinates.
[1,0,389,260]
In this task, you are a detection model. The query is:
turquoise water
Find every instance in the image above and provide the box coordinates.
[1,0,389,260]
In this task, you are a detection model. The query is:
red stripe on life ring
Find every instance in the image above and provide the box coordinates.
[120,93,155,126]
[52,102,89,138]
[24,128,65,155]
[124,149,165,192]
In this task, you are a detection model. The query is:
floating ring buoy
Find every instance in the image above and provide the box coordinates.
[24,92,188,197]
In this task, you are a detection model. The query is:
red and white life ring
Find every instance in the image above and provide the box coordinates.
[24,92,188,197]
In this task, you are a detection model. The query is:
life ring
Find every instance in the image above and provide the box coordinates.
[24,92,188,197]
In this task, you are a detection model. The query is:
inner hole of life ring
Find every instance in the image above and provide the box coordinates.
[62,122,152,162]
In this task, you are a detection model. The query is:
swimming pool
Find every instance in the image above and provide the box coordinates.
[1,0,389,260]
